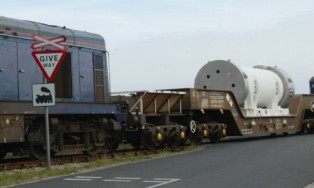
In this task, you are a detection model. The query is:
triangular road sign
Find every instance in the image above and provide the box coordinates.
[32,50,66,82]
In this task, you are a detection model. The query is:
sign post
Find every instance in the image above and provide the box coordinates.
[45,98,50,168]
[31,35,67,169]
[32,83,55,168]
[44,79,50,169]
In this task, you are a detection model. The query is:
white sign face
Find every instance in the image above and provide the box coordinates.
[35,53,62,76]
[32,83,55,107]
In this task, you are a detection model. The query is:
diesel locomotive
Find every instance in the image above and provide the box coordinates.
[0,16,313,161]
[0,16,127,160]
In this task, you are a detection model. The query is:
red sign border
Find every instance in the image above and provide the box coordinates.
[32,50,67,82]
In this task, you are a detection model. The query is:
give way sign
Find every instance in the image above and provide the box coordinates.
[31,35,67,82]
[32,50,67,82]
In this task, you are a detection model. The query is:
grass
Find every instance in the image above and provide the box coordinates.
[0,144,200,187]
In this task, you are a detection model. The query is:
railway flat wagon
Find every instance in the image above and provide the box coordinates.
[114,60,314,148]
[0,16,127,160]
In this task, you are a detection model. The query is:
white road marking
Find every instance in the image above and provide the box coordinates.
[64,176,102,181]
[64,175,180,187]
[305,182,314,188]
[144,181,165,183]
[103,179,132,182]
[144,178,181,188]
[114,177,141,180]
[64,178,93,181]
[155,178,180,181]
[75,176,102,179]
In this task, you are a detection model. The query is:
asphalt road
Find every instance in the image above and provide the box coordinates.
[12,134,314,188]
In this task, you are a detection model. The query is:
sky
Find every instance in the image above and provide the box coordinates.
[2,0,314,94]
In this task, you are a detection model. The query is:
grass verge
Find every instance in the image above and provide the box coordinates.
[0,144,200,187]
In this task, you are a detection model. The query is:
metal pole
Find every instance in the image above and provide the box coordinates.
[44,78,51,169]
[45,106,51,169]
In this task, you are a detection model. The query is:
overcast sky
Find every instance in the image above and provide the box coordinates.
[2,0,314,93]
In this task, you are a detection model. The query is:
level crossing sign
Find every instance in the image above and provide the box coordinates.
[31,35,67,82]
[32,83,55,107]
[31,35,67,51]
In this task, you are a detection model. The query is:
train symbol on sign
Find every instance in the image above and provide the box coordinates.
[32,83,55,107]
[36,87,53,104]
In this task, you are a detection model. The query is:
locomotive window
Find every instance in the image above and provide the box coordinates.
[54,52,72,98]
[94,54,105,102]
[94,55,103,69]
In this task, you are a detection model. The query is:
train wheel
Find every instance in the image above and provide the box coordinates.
[105,138,119,153]
[302,129,308,134]
[210,131,222,144]
[210,135,221,144]
[0,152,6,161]
[130,139,142,149]
[168,132,180,151]
[190,133,202,145]
[30,144,56,160]
[0,147,6,161]
[180,138,187,146]
[301,124,309,134]
[85,147,102,156]
[104,131,120,153]
[0,152,5,159]
[141,132,156,150]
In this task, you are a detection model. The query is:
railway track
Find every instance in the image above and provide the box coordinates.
[1,134,306,172]
[0,147,184,171]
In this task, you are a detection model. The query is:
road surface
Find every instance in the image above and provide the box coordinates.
[12,134,314,188]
